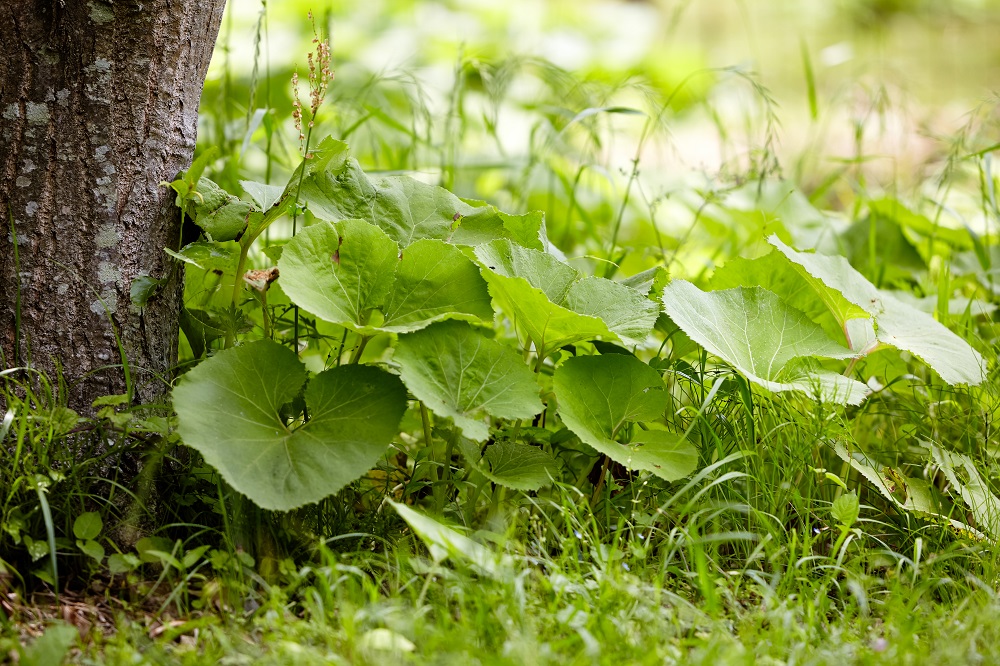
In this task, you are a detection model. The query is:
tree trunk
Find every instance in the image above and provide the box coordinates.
[0,1,226,411]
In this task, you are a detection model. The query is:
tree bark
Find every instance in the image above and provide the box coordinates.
[0,0,226,411]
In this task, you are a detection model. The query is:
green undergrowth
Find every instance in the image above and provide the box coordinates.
[4,1,1000,663]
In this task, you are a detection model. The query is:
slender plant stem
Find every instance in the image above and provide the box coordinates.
[348,334,370,364]
[290,124,315,356]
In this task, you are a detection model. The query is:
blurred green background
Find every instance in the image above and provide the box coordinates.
[199,0,1000,273]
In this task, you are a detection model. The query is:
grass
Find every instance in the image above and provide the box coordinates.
[4,0,1000,663]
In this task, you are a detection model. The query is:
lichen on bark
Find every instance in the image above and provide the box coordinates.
[0,1,227,411]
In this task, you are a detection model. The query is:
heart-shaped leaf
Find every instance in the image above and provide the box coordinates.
[554,355,698,481]
[479,439,560,491]
[279,219,399,332]
[380,239,494,332]
[281,222,494,334]
[393,321,543,441]
[173,340,407,511]
[661,280,869,404]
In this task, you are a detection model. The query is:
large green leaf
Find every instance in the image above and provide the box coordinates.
[476,239,578,303]
[164,240,241,273]
[393,321,543,441]
[185,177,252,242]
[769,235,986,385]
[477,270,611,357]
[240,179,286,211]
[620,430,700,482]
[279,219,399,332]
[710,251,871,349]
[173,340,407,511]
[475,240,657,355]
[661,280,868,404]
[451,208,545,250]
[553,355,698,481]
[281,221,493,333]
[380,239,494,332]
[564,276,661,347]
[297,137,510,248]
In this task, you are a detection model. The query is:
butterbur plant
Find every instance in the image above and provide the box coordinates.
[167,132,987,514]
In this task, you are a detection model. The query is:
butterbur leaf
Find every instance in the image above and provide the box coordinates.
[186,177,252,241]
[240,180,285,211]
[661,280,869,404]
[663,280,867,404]
[381,239,494,332]
[478,270,611,357]
[554,355,696,481]
[710,251,870,348]
[394,321,543,441]
[279,219,399,332]
[451,208,545,250]
[556,355,667,434]
[770,235,986,385]
[173,340,407,511]
[480,439,560,491]
[281,222,493,334]
[297,137,499,247]
[565,276,660,347]
[164,240,240,273]
[617,430,699,482]
[475,240,656,355]
[476,239,578,303]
